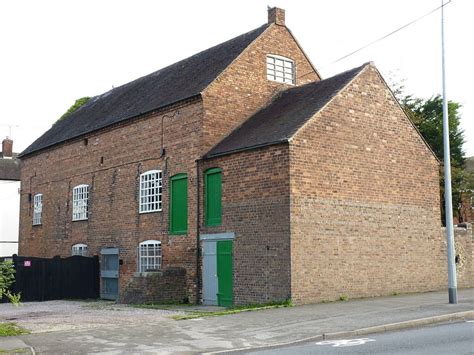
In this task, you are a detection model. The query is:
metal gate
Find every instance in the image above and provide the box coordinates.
[100,248,119,300]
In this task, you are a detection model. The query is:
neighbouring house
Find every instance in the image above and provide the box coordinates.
[0,137,20,256]
[18,8,472,305]
[458,156,474,224]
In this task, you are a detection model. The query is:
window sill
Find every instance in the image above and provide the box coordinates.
[72,218,89,222]
[169,231,188,236]
[139,210,162,214]
[134,271,163,278]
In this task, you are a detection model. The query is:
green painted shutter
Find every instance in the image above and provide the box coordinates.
[170,174,188,234]
[217,240,233,306]
[205,168,222,226]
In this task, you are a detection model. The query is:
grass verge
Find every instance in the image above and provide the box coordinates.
[171,300,293,320]
[0,323,29,337]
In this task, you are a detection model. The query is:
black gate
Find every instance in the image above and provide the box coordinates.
[1,254,100,302]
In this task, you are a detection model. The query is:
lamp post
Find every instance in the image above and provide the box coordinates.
[441,0,457,304]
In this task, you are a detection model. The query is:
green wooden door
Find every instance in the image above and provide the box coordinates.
[170,174,187,234]
[205,168,222,226]
[217,240,233,306]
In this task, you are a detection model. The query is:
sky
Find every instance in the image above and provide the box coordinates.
[0,0,472,157]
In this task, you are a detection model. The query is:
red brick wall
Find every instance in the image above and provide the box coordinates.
[202,23,320,154]
[201,145,291,304]
[19,99,203,302]
[289,65,447,303]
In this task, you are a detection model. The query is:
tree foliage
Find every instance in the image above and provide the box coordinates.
[56,96,91,123]
[0,261,21,305]
[393,83,473,224]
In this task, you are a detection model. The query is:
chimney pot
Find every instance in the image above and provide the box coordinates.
[2,137,13,158]
[268,7,285,26]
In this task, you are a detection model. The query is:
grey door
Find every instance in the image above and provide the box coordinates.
[100,248,119,300]
[203,241,218,305]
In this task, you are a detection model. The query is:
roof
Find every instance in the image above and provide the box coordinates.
[0,153,20,181]
[20,24,270,157]
[205,63,367,158]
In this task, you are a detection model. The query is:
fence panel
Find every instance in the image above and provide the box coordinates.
[1,255,100,302]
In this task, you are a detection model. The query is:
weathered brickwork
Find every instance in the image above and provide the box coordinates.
[19,100,203,302]
[121,267,188,304]
[289,65,449,303]
[451,225,473,288]
[201,145,291,304]
[202,24,319,154]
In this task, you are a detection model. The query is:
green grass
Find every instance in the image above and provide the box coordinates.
[0,323,29,337]
[170,299,293,320]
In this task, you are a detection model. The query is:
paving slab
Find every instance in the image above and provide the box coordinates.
[0,289,472,354]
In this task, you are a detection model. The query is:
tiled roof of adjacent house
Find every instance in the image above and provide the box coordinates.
[205,63,367,158]
[20,24,270,157]
[0,154,21,180]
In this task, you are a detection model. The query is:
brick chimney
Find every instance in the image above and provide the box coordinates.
[268,7,285,26]
[2,137,13,158]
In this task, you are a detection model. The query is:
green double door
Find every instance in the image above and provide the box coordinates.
[216,240,233,307]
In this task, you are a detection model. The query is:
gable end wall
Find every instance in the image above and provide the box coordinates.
[289,65,447,304]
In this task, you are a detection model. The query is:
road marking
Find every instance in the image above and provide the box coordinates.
[316,338,376,347]
[466,320,474,323]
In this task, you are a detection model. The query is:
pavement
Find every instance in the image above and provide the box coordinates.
[0,288,473,354]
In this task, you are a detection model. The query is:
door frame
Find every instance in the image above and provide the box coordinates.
[200,233,234,306]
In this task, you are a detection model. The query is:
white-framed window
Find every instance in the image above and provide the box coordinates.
[138,240,162,272]
[266,54,295,84]
[72,184,89,221]
[72,243,88,256]
[32,193,43,225]
[139,170,163,213]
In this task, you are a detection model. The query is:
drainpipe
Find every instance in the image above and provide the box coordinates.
[195,158,201,305]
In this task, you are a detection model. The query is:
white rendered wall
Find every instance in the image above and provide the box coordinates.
[0,180,20,256]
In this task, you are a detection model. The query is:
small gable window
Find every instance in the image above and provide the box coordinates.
[33,194,43,225]
[139,170,163,213]
[169,173,188,234]
[72,184,89,221]
[205,168,222,226]
[266,55,295,84]
[72,243,88,256]
[138,240,162,272]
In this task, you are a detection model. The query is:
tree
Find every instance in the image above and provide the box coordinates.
[56,96,91,124]
[0,261,21,305]
[394,86,472,224]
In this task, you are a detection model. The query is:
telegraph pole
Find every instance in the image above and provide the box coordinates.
[441,0,457,304]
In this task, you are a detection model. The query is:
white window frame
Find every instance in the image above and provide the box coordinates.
[72,184,89,221]
[32,193,43,225]
[139,170,163,213]
[266,54,295,85]
[72,243,88,256]
[138,240,162,272]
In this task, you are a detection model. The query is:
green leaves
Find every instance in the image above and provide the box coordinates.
[0,261,21,305]
[56,96,91,123]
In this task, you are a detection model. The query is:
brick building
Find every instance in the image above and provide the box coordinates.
[18,8,472,305]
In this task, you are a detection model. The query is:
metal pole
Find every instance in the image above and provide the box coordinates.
[441,0,457,304]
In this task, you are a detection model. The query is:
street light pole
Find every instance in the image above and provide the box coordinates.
[441,0,457,304]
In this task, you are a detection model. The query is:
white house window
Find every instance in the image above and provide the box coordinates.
[32,194,43,225]
[72,184,89,221]
[138,240,162,272]
[72,243,88,256]
[266,55,295,84]
[139,170,163,213]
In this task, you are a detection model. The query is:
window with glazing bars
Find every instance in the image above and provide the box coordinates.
[266,55,295,84]
[72,243,88,256]
[33,193,42,225]
[138,240,162,272]
[139,170,163,213]
[72,184,89,221]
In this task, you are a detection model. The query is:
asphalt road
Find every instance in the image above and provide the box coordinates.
[248,321,474,355]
